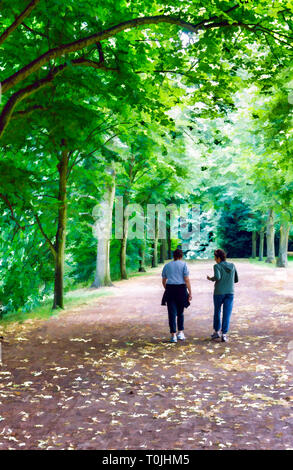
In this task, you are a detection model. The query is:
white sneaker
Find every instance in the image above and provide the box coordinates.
[177,332,185,341]
[221,334,228,343]
[170,335,177,343]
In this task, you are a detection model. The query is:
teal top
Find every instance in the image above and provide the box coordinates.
[211,261,238,295]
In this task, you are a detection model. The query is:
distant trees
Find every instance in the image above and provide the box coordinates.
[178,67,293,266]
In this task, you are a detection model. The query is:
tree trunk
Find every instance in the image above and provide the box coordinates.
[160,238,167,263]
[259,229,265,261]
[138,240,146,272]
[53,146,69,309]
[266,209,276,263]
[120,207,129,280]
[152,211,159,267]
[152,239,158,267]
[252,231,257,258]
[277,222,290,268]
[167,213,172,259]
[91,166,115,287]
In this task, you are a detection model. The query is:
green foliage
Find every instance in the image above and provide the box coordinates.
[1,0,293,314]
[216,199,253,258]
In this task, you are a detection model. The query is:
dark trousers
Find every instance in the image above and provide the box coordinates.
[166,284,186,334]
[213,294,234,334]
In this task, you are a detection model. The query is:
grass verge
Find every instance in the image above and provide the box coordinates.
[248,256,293,267]
[0,289,114,325]
[0,263,164,325]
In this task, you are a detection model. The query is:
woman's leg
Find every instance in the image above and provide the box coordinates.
[175,286,185,333]
[213,294,224,332]
[222,294,234,334]
[167,299,177,334]
[176,303,184,332]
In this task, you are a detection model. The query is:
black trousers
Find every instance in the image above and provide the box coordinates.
[166,284,186,334]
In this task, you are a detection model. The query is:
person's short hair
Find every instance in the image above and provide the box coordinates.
[214,249,226,261]
[173,248,183,260]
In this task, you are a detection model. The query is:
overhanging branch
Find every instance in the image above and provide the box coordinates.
[0,75,55,138]
[0,57,117,138]
[1,6,292,99]
[1,10,243,94]
[0,0,40,46]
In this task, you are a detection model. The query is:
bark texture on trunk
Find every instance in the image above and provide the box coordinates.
[259,229,265,261]
[266,209,275,263]
[138,241,146,272]
[160,239,167,264]
[91,166,115,287]
[152,239,158,267]
[277,222,290,268]
[167,213,172,259]
[152,212,159,268]
[252,231,257,258]
[120,207,129,280]
[53,146,69,309]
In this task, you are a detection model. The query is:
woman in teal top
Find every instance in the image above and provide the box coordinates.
[207,249,238,343]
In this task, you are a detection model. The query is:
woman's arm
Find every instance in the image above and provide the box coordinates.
[207,264,220,281]
[184,276,192,301]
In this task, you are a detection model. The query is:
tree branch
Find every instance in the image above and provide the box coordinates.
[0,193,25,231]
[0,6,291,139]
[102,124,137,146]
[0,58,118,139]
[11,104,47,119]
[21,22,49,39]
[33,210,57,259]
[0,0,40,46]
[0,11,247,95]
[69,57,118,72]
[0,75,55,138]
[136,69,191,76]
[188,3,240,30]
[96,41,104,63]
[67,118,132,175]
[236,21,293,44]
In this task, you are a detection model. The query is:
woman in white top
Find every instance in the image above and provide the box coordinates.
[162,249,192,343]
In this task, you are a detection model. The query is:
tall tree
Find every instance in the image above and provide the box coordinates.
[91,164,116,287]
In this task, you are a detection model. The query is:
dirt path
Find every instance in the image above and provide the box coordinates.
[0,260,292,450]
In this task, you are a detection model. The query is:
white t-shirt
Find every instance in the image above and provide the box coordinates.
[162,260,189,285]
